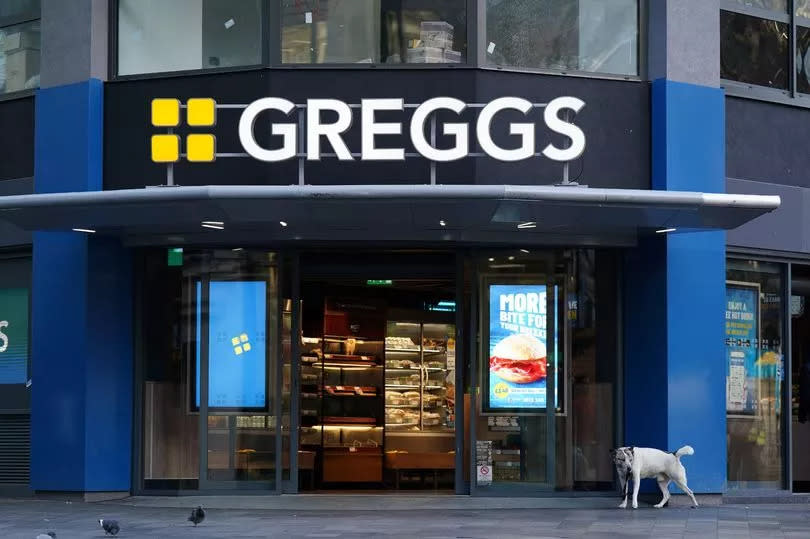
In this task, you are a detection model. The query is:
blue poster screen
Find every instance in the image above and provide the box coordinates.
[488,284,553,410]
[196,281,267,409]
[725,285,758,414]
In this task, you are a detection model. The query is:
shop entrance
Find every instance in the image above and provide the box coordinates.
[292,252,459,492]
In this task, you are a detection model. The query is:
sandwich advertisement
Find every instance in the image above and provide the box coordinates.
[486,284,554,411]
[196,281,268,409]
[725,282,759,414]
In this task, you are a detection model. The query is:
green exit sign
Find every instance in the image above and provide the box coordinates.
[167,247,183,267]
[366,279,393,286]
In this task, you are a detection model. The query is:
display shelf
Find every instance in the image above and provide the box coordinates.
[385,404,419,409]
[386,384,421,390]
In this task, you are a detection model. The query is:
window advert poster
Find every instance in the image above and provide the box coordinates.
[725,283,758,414]
[487,284,549,410]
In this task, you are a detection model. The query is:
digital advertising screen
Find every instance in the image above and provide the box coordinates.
[725,282,762,415]
[485,283,557,412]
[0,288,29,385]
[196,281,267,409]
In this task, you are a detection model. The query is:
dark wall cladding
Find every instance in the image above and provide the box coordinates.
[0,97,35,182]
[727,96,810,188]
[104,70,650,190]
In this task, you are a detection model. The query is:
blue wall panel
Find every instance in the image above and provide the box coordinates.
[30,231,88,490]
[624,79,726,493]
[31,79,133,492]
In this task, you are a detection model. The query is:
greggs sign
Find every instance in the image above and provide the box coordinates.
[150,96,585,165]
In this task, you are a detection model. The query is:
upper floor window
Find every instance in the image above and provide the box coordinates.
[721,0,810,99]
[281,1,467,64]
[118,0,263,76]
[0,0,40,95]
[116,0,640,77]
[484,0,639,77]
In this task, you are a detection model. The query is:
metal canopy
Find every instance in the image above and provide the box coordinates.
[0,184,781,247]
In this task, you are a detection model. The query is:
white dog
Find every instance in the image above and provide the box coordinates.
[610,445,698,509]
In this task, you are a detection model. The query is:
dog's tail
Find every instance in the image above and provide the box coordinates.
[675,445,694,459]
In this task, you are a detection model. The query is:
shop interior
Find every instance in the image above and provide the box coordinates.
[294,252,458,491]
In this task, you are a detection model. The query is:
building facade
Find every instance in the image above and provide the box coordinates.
[0,0,803,499]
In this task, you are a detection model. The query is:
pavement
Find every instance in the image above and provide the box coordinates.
[1,496,809,538]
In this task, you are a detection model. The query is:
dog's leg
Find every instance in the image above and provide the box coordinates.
[619,477,629,508]
[631,470,641,509]
[672,477,699,508]
[654,476,670,508]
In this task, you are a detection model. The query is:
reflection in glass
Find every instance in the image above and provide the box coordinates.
[726,259,784,489]
[721,10,789,89]
[798,26,810,93]
[0,20,40,94]
[281,0,466,64]
[118,0,262,75]
[729,0,787,12]
[485,0,638,76]
[799,0,810,19]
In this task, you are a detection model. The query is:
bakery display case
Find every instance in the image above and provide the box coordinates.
[385,321,455,432]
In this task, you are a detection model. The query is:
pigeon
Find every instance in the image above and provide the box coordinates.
[35,533,56,539]
[188,505,205,526]
[99,519,120,536]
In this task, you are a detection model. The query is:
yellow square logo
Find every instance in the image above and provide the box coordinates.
[243,343,251,352]
[151,98,180,127]
[187,98,217,127]
[187,134,216,162]
[151,134,180,162]
[231,337,240,346]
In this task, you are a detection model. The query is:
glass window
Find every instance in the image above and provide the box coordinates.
[0,0,40,96]
[472,249,619,491]
[281,0,467,64]
[720,10,789,90]
[118,0,262,75]
[485,0,638,76]
[799,0,810,19]
[726,259,785,490]
[729,0,787,12]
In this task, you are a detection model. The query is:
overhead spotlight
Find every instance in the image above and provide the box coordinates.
[280,221,288,227]
[517,221,537,229]
[656,228,677,234]
[72,228,96,233]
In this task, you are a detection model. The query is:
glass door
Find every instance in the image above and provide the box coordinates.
[194,251,280,491]
[473,252,567,494]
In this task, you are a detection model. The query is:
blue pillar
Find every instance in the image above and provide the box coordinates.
[30,79,133,493]
[624,79,726,493]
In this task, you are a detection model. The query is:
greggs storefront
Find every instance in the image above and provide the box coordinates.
[0,64,779,497]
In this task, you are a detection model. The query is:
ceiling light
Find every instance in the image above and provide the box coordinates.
[202,221,224,226]
[72,228,96,233]
[232,248,244,252]
[488,257,495,262]
[439,220,446,227]
[656,228,677,234]
[201,223,224,230]
[508,256,515,260]
[280,221,288,227]
[517,221,537,229]
[520,249,530,254]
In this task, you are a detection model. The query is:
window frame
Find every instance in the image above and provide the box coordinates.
[720,0,810,108]
[0,2,41,102]
[109,0,644,82]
